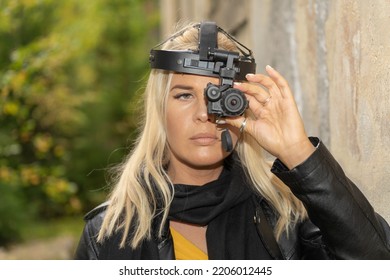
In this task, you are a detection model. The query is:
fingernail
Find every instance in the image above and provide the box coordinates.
[234,82,241,86]
[245,73,255,79]
[216,119,227,125]
[266,65,274,70]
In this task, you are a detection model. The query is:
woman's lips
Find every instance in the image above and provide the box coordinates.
[190,133,218,145]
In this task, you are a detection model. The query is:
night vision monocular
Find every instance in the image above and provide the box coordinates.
[149,22,257,151]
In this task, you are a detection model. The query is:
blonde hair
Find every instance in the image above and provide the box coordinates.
[97,22,307,249]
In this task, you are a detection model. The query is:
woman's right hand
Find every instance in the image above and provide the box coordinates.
[227,66,315,169]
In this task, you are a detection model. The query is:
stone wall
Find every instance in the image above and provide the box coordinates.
[159,0,390,222]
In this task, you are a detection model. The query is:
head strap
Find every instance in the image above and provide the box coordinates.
[149,22,256,81]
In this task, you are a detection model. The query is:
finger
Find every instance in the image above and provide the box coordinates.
[219,116,245,131]
[246,94,269,117]
[233,80,272,105]
[244,73,284,99]
[223,116,253,134]
[265,65,293,99]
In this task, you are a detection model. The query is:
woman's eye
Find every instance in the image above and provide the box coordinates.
[173,93,193,100]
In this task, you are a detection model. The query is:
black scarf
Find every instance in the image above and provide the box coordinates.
[168,160,273,260]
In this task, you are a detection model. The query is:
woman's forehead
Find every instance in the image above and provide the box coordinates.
[170,73,219,88]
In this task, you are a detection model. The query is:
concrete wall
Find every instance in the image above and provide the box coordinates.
[159,0,390,222]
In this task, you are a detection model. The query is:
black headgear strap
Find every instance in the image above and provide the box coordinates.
[149,22,256,81]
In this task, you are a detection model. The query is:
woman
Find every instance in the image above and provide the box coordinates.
[75,22,390,259]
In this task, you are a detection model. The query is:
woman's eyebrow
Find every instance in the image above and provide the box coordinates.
[170,84,194,91]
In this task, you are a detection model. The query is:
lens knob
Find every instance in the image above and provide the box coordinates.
[205,83,221,101]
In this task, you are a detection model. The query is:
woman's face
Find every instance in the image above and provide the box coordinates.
[166,73,240,176]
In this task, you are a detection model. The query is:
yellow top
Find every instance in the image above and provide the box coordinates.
[170,227,208,260]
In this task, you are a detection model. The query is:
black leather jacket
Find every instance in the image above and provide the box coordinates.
[75,138,390,259]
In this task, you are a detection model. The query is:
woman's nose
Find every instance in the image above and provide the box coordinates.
[196,98,213,123]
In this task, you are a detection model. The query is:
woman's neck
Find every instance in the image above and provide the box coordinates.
[168,162,224,185]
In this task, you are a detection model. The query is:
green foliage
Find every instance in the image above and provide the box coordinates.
[0,180,32,245]
[0,0,160,245]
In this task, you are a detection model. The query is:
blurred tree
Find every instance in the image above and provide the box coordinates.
[0,0,159,245]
